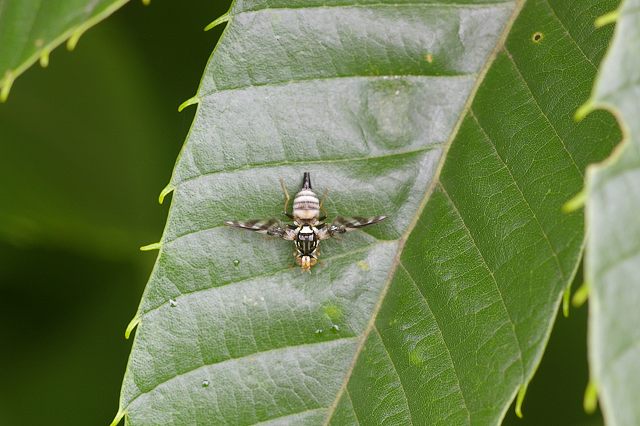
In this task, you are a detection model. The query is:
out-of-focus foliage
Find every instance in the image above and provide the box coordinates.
[582,0,640,424]
[0,1,230,425]
[0,22,166,257]
[0,0,130,102]
[0,1,231,258]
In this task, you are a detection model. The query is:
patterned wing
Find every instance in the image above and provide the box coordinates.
[224,218,297,240]
[317,215,386,240]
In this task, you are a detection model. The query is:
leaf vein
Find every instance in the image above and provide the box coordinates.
[372,326,416,425]
[124,337,358,416]
[345,388,362,426]
[199,74,475,101]
[469,108,568,282]
[141,241,383,316]
[174,145,438,189]
[399,261,472,425]
[542,0,598,70]
[249,407,327,426]
[502,47,584,179]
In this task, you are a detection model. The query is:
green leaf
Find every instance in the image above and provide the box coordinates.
[0,0,133,102]
[115,0,619,424]
[0,10,176,257]
[582,0,640,423]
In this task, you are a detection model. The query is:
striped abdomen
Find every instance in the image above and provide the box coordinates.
[293,189,320,220]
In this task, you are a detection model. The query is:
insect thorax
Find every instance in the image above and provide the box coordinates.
[295,225,318,256]
[293,189,320,220]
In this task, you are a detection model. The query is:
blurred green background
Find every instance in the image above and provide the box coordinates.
[0,1,602,425]
[0,1,230,424]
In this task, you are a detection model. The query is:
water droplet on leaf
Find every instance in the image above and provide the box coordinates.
[169,299,177,307]
[202,380,210,387]
[233,259,240,267]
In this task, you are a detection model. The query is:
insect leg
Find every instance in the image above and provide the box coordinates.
[319,187,329,219]
[279,177,293,218]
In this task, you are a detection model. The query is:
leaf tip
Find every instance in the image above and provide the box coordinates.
[0,71,14,102]
[562,189,586,213]
[595,9,619,28]
[204,12,230,32]
[572,282,590,308]
[109,410,125,426]
[584,380,598,414]
[125,315,141,339]
[159,184,175,204]
[140,242,161,252]
[178,96,199,112]
[515,383,528,418]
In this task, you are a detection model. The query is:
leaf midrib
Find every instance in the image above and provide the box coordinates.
[125,0,524,423]
[321,1,523,423]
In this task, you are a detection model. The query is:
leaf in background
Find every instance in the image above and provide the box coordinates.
[0,0,137,101]
[580,0,640,424]
[115,0,619,424]
[0,0,231,258]
[0,17,174,258]
[0,3,233,426]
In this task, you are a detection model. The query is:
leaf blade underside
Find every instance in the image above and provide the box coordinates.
[583,1,640,424]
[0,0,130,101]
[116,0,619,424]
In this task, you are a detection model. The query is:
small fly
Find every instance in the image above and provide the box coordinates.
[224,172,386,272]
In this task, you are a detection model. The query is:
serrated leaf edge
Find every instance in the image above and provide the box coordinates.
[0,0,134,102]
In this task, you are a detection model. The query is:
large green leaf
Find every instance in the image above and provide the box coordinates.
[580,1,640,424]
[0,0,134,102]
[114,0,619,424]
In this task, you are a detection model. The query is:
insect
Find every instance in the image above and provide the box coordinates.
[224,172,386,272]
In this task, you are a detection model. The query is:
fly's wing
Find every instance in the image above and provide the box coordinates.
[317,215,386,240]
[224,218,296,240]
